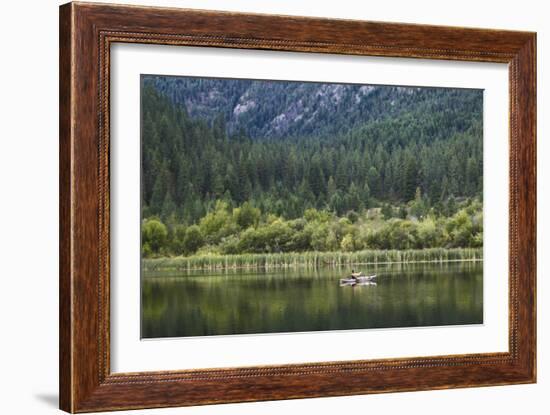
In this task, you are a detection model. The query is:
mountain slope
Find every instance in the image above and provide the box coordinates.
[142,75,482,140]
[140,80,483,224]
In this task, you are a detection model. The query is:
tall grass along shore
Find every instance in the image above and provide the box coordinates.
[143,247,482,272]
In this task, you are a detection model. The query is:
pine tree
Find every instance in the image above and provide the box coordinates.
[367,166,381,198]
[403,151,419,201]
[327,176,337,196]
[149,171,167,215]
[347,182,363,212]
[160,191,177,221]
[308,157,325,198]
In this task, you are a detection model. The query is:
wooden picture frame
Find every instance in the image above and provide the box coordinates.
[59,2,536,412]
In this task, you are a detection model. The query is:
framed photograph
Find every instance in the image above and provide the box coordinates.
[59,2,536,412]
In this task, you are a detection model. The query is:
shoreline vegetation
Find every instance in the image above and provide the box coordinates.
[142,198,483,271]
[143,248,483,272]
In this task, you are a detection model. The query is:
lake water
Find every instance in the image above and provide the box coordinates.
[141,261,483,338]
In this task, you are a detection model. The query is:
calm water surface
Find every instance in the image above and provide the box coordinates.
[141,262,483,338]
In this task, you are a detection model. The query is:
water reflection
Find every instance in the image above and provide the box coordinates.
[141,262,483,338]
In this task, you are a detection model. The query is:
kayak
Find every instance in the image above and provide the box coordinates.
[339,274,377,285]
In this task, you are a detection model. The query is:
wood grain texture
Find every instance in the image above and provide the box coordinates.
[59,3,73,411]
[59,2,536,412]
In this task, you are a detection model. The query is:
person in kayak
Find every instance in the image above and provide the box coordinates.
[350,269,362,280]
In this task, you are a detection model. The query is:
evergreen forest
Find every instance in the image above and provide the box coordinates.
[140,76,483,266]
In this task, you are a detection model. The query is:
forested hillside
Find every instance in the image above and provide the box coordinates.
[140,76,483,259]
[143,75,482,140]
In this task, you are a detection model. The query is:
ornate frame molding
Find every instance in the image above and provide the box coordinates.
[60,2,536,412]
